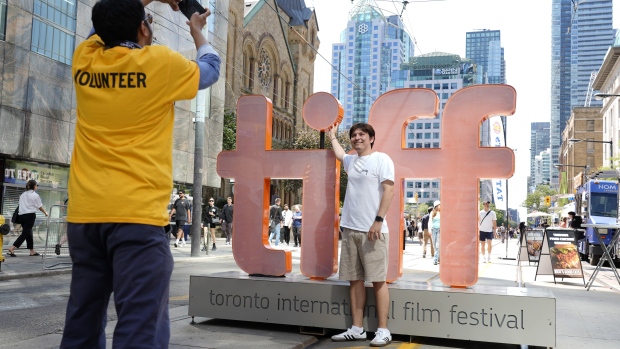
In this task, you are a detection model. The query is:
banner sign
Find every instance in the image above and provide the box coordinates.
[3,159,69,189]
[545,229,583,278]
[190,272,556,347]
[489,116,507,211]
[525,229,543,262]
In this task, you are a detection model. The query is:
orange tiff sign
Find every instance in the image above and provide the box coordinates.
[217,85,516,287]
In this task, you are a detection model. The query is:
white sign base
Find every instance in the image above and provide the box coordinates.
[189,272,555,347]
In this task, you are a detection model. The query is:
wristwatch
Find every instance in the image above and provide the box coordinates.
[374,216,384,222]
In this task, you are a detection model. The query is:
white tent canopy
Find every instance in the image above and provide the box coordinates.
[526,211,553,218]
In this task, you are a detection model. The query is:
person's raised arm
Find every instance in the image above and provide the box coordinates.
[328,126,346,162]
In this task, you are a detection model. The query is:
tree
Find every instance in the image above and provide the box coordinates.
[522,185,557,213]
[273,127,351,204]
[222,110,237,151]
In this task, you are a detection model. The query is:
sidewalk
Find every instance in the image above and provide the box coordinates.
[2,235,620,348]
[0,236,231,281]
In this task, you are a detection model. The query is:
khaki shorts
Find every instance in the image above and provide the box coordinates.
[339,228,389,282]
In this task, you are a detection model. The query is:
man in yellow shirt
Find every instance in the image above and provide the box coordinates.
[61,0,220,347]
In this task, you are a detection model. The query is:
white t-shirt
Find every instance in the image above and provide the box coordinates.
[19,190,43,214]
[282,209,293,227]
[479,209,497,232]
[340,152,395,233]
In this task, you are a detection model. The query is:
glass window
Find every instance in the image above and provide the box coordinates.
[442,83,448,89]
[433,142,439,147]
[442,93,449,99]
[423,192,430,199]
[451,83,458,89]
[432,192,438,198]
[407,142,414,148]
[432,182,439,189]
[423,182,430,188]
[425,123,431,129]
[424,133,431,139]
[406,192,413,198]
[407,182,413,188]
[433,132,439,138]
[416,143,423,148]
[0,0,7,41]
[434,83,440,90]
[415,182,422,188]
[433,123,440,129]
[408,123,415,129]
[425,84,432,88]
[416,123,423,129]
[407,133,415,139]
[31,0,77,64]
[416,133,422,139]
[425,142,431,148]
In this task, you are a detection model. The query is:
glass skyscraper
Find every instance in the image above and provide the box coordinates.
[529,122,551,192]
[465,30,505,85]
[550,0,613,187]
[330,0,414,131]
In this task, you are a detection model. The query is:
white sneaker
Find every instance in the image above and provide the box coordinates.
[370,329,392,347]
[182,242,186,247]
[487,256,492,263]
[331,328,366,342]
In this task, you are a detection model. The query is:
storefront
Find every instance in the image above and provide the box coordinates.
[1,158,69,230]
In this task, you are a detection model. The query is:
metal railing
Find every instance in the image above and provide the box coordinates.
[42,205,71,270]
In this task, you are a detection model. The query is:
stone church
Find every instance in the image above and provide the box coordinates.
[223,0,319,204]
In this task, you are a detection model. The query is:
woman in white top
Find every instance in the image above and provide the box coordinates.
[7,180,48,257]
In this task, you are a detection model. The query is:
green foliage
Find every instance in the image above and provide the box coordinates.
[522,185,557,213]
[271,128,351,203]
[222,110,237,151]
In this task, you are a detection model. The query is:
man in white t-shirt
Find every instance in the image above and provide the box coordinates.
[479,201,497,263]
[328,123,395,347]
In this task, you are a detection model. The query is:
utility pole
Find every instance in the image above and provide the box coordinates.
[191,23,211,257]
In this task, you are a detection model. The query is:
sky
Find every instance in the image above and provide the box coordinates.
[309,0,620,218]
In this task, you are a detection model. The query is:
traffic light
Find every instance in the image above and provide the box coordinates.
[545,196,551,206]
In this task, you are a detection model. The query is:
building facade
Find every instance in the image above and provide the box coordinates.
[559,107,604,191]
[330,0,414,131]
[592,31,620,169]
[529,122,551,192]
[388,52,480,203]
[0,1,228,224]
[225,0,319,204]
[550,0,614,187]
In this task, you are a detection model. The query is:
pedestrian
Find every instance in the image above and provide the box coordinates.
[268,198,283,246]
[60,0,220,347]
[500,223,506,243]
[328,123,395,347]
[220,196,234,245]
[204,197,219,251]
[479,201,497,263]
[170,190,191,247]
[421,207,434,258]
[281,204,292,246]
[292,205,302,247]
[568,211,583,229]
[7,180,48,257]
[431,201,441,265]
[560,217,568,228]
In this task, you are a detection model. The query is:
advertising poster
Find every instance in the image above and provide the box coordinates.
[525,230,543,262]
[545,229,583,278]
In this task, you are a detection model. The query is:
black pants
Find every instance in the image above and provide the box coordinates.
[13,213,37,250]
[281,227,290,244]
[292,226,301,246]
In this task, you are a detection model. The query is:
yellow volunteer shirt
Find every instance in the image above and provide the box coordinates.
[68,34,199,226]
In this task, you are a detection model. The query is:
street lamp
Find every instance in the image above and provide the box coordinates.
[594,93,620,100]
[569,138,613,168]
[554,163,588,186]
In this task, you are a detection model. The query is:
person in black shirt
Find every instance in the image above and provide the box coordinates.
[169,190,191,247]
[220,197,234,245]
[204,197,219,251]
[268,198,283,246]
[568,211,583,229]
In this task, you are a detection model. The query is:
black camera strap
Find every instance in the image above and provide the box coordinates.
[106,40,142,50]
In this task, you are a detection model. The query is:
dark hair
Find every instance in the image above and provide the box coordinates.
[568,211,576,217]
[92,0,145,45]
[427,207,433,214]
[349,123,375,148]
[26,180,37,190]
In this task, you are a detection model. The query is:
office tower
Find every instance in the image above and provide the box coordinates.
[331,0,415,131]
[529,122,551,192]
[550,0,613,187]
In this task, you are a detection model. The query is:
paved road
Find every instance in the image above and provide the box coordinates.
[1,237,619,348]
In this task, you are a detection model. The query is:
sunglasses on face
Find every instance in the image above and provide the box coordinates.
[209,200,214,202]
